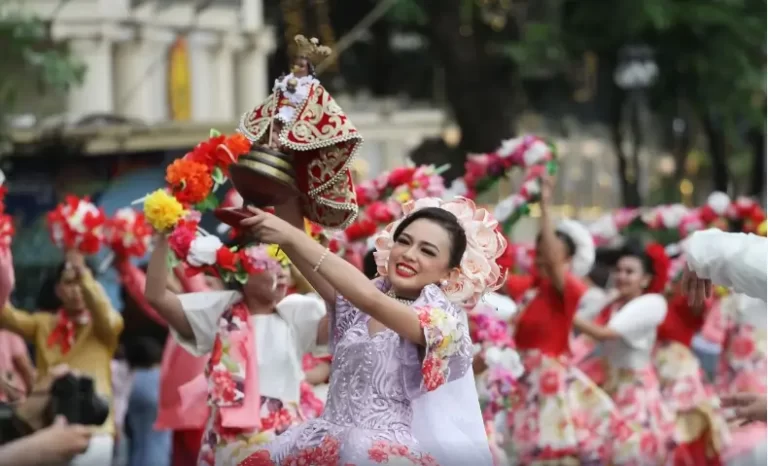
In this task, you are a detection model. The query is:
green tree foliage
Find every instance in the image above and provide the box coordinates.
[559,0,765,125]
[390,0,765,197]
[0,2,85,135]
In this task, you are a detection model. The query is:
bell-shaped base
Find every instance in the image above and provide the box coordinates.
[229,145,300,208]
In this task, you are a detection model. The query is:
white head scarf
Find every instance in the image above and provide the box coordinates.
[556,219,596,277]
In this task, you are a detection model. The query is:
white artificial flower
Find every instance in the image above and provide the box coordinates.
[660,204,689,229]
[187,235,223,267]
[485,347,524,380]
[707,191,731,215]
[69,201,99,233]
[523,140,552,166]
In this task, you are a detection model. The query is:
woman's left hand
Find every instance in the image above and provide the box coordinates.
[240,206,298,245]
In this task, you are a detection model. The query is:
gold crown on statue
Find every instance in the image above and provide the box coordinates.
[294,35,332,65]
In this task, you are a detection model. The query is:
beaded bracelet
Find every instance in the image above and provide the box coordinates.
[313,247,330,272]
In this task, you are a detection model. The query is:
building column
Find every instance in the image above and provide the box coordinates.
[211,34,238,121]
[67,38,115,119]
[236,28,276,117]
[241,0,264,31]
[188,31,218,122]
[114,27,175,122]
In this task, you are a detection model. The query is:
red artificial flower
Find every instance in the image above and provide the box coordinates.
[185,135,226,168]
[645,243,670,294]
[366,201,395,224]
[355,185,371,206]
[168,220,198,258]
[238,249,265,275]
[328,238,341,253]
[387,167,416,187]
[216,134,251,175]
[344,217,378,243]
[216,246,238,272]
[79,234,102,255]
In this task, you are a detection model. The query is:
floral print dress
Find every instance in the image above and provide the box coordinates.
[573,295,677,465]
[174,291,326,466]
[239,281,474,466]
[715,293,767,396]
[502,274,644,465]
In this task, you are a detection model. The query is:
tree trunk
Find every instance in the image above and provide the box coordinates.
[423,0,518,183]
[369,13,394,96]
[747,125,765,197]
[610,87,642,207]
[701,112,730,193]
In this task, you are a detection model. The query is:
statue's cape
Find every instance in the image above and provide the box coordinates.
[238,83,362,229]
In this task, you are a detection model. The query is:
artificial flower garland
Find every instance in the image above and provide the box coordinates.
[104,207,153,259]
[46,195,106,255]
[0,184,13,250]
[355,164,447,207]
[166,218,280,283]
[461,134,556,199]
[492,161,558,234]
[138,129,268,284]
[588,191,767,246]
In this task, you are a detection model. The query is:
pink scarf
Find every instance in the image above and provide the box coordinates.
[179,302,261,431]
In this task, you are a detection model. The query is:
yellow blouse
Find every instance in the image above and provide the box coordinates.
[0,270,124,435]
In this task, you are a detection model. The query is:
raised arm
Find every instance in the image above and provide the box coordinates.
[75,264,123,347]
[537,176,567,293]
[144,235,194,340]
[273,200,336,305]
[685,229,767,302]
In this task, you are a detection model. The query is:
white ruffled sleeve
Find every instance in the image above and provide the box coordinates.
[577,287,615,320]
[608,294,667,348]
[276,293,326,356]
[171,290,241,356]
[686,229,767,302]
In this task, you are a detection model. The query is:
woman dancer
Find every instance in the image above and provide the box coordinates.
[238,196,499,466]
[572,242,676,464]
[502,176,639,464]
[647,245,729,465]
[145,240,326,466]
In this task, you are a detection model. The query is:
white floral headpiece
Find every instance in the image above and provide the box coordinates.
[373,197,508,306]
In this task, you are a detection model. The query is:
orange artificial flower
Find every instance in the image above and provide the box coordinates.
[166,158,214,205]
[216,133,251,174]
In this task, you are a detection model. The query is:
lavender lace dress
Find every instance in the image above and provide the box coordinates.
[240,280,472,466]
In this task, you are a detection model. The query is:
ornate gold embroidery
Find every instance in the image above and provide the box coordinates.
[237,82,362,229]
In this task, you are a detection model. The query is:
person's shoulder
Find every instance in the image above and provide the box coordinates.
[279,293,324,311]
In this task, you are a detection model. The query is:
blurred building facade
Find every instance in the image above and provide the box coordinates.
[14,0,445,169]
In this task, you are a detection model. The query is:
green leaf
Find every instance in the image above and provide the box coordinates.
[210,128,221,138]
[222,356,240,373]
[220,270,233,283]
[212,167,225,185]
[193,193,220,212]
[165,249,181,269]
[235,271,249,284]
